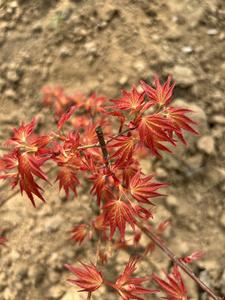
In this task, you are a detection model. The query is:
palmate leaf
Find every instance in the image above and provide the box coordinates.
[107,134,137,166]
[67,224,89,246]
[152,266,188,300]
[102,199,136,242]
[113,256,159,300]
[128,201,153,220]
[88,171,105,192]
[112,158,140,188]
[179,251,205,264]
[0,148,20,171]
[156,218,172,234]
[73,92,107,116]
[65,259,103,292]
[130,169,169,205]
[5,117,38,147]
[152,136,174,159]
[141,74,176,107]
[55,167,80,199]
[87,172,111,206]
[166,106,200,145]
[18,153,51,207]
[106,85,146,114]
[84,155,114,205]
[137,115,178,157]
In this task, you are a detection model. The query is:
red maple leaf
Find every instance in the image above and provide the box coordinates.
[141,74,176,107]
[55,167,80,199]
[67,224,89,246]
[179,251,205,264]
[144,241,156,257]
[137,114,178,157]
[74,92,106,117]
[129,169,169,205]
[43,86,76,118]
[107,134,137,166]
[106,85,146,115]
[30,134,53,149]
[152,265,188,300]
[156,218,172,234]
[112,256,159,300]
[99,251,108,266]
[84,156,114,205]
[65,259,103,292]
[5,117,38,148]
[0,148,20,171]
[166,107,200,145]
[87,172,107,204]
[18,153,51,207]
[128,201,153,220]
[151,136,174,159]
[102,199,136,242]
[112,158,140,188]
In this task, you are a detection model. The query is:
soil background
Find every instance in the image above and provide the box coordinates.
[0,0,225,299]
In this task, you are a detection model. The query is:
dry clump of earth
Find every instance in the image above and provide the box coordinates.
[0,0,225,299]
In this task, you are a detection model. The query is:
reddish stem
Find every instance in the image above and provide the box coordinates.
[140,225,220,300]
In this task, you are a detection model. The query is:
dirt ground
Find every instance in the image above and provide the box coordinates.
[0,0,225,299]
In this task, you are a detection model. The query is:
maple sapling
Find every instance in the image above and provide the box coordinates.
[0,75,224,300]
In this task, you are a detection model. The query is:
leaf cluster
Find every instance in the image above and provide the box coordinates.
[0,75,204,299]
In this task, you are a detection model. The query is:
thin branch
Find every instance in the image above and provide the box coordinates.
[140,225,221,300]
[0,127,132,154]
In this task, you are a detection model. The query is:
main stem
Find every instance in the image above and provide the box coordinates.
[140,225,221,300]
[94,125,221,299]
[95,125,109,167]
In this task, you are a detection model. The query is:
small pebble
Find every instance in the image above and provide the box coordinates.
[166,65,196,87]
[211,115,225,125]
[45,215,63,232]
[49,284,65,298]
[119,75,128,86]
[206,29,218,35]
[155,167,168,180]
[196,135,215,155]
[28,264,45,285]
[60,46,70,57]
[4,89,17,100]
[6,69,20,82]
[182,46,193,53]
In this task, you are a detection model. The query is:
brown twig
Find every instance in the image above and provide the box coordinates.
[140,225,221,300]
[95,125,109,167]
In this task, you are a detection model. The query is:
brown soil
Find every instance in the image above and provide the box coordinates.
[0,0,225,299]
